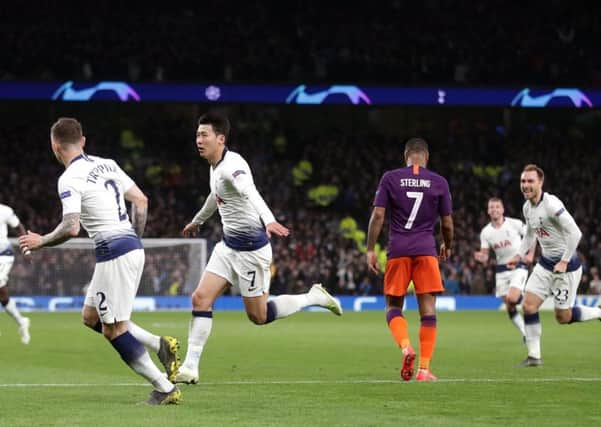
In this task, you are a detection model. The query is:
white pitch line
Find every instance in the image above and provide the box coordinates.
[2,377,601,387]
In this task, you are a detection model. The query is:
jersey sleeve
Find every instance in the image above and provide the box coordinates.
[114,161,136,193]
[226,157,276,225]
[58,175,82,215]
[480,228,490,249]
[547,195,582,261]
[373,173,389,208]
[3,206,20,228]
[438,177,452,216]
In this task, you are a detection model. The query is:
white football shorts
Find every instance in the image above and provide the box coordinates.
[205,241,272,297]
[84,249,145,323]
[495,268,528,298]
[525,263,582,310]
[0,255,15,288]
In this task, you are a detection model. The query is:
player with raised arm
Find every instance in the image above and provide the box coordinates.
[366,137,453,382]
[175,112,342,385]
[0,204,31,344]
[508,164,601,367]
[474,197,534,343]
[18,118,181,405]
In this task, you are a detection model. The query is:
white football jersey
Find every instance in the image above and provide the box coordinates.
[210,149,274,250]
[480,217,525,264]
[0,203,20,254]
[58,153,136,244]
[522,192,576,261]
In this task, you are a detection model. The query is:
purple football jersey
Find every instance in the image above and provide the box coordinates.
[373,165,452,258]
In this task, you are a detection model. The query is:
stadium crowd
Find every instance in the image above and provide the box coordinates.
[1,1,600,87]
[1,104,600,297]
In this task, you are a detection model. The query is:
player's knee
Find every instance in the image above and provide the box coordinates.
[522,300,538,314]
[191,289,211,310]
[555,311,572,324]
[246,311,267,325]
[81,312,97,329]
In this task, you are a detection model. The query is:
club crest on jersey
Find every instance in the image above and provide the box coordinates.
[232,170,246,178]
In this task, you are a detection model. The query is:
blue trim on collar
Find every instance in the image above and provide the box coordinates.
[69,153,93,165]
[214,147,228,169]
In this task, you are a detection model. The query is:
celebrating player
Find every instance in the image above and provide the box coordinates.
[366,137,453,382]
[508,164,601,367]
[18,117,181,404]
[0,203,31,344]
[175,111,342,385]
[474,197,534,343]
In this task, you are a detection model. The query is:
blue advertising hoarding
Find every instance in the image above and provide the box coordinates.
[9,295,601,312]
[0,81,599,107]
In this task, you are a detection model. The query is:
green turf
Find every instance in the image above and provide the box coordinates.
[0,310,600,426]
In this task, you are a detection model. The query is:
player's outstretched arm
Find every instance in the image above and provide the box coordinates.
[265,221,289,238]
[184,193,218,237]
[18,213,80,252]
[182,222,201,237]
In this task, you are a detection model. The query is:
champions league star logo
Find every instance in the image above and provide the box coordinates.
[52,81,141,102]
[511,88,593,108]
[286,85,372,105]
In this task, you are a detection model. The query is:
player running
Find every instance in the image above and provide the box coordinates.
[175,111,342,385]
[19,117,181,404]
[508,164,601,367]
[474,197,534,343]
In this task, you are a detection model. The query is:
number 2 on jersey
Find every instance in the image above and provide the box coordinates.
[404,191,423,229]
[104,179,127,221]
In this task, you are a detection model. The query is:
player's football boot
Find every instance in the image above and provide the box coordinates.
[518,356,543,367]
[174,366,199,385]
[415,368,438,382]
[308,284,343,316]
[18,317,30,345]
[158,336,180,382]
[143,386,182,405]
[400,346,416,381]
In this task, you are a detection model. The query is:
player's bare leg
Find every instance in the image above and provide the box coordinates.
[504,288,526,341]
[520,292,544,367]
[415,293,438,381]
[245,284,342,326]
[385,295,415,381]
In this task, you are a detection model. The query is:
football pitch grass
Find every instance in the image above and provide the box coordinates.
[1,310,600,426]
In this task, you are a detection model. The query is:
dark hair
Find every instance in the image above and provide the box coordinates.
[51,117,83,144]
[522,163,545,181]
[197,111,230,141]
[488,197,503,204]
[404,137,429,157]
